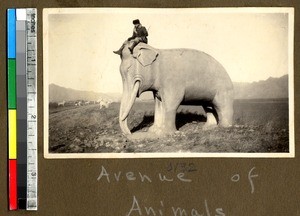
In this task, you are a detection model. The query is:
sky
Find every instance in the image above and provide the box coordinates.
[44,8,292,93]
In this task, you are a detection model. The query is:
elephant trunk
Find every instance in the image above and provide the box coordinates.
[119,81,140,135]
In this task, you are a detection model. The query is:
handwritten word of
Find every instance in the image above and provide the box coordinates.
[126,195,225,216]
[231,167,259,194]
[97,166,192,183]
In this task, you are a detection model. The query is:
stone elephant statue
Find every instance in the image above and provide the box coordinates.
[114,41,234,135]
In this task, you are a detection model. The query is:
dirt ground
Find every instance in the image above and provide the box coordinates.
[48,99,289,154]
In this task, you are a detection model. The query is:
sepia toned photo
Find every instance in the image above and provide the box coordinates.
[43,8,294,158]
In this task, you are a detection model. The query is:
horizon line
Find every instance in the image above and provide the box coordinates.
[49,74,288,93]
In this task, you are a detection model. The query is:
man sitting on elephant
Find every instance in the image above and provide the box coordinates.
[113,19,148,55]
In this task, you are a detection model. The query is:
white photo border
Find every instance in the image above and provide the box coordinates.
[43,7,295,159]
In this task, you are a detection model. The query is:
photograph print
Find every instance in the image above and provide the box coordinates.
[43,8,294,158]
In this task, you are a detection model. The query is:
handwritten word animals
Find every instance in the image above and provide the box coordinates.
[126,196,225,216]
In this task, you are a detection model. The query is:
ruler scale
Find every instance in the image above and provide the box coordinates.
[26,8,38,211]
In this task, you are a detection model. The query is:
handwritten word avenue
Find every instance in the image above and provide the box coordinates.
[97,166,192,183]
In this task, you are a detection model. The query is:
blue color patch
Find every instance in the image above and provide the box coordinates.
[7,9,16,58]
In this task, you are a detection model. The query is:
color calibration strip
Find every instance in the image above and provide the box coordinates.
[7,8,38,211]
[7,8,17,211]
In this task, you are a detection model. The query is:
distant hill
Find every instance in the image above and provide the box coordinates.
[233,75,288,99]
[49,84,121,102]
[49,75,288,102]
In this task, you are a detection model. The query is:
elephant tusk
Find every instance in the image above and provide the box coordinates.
[120,81,140,121]
[119,118,131,135]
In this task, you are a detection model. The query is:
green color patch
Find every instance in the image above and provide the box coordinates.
[8,59,16,109]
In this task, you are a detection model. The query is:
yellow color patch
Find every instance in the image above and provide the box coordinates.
[9,110,17,159]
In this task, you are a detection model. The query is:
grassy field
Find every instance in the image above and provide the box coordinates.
[48,99,289,154]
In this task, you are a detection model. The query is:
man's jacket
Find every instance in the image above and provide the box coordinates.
[128,25,148,43]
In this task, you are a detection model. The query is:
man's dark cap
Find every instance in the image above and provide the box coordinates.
[133,19,140,24]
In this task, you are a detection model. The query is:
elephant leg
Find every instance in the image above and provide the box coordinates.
[213,90,234,127]
[148,97,164,133]
[159,92,183,134]
[203,106,218,128]
[162,108,178,133]
[149,99,179,134]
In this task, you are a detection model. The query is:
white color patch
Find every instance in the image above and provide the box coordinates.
[16,9,26,21]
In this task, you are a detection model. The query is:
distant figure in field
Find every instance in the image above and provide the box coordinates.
[58,100,65,107]
[113,19,148,55]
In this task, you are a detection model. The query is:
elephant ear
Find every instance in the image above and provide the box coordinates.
[132,44,159,67]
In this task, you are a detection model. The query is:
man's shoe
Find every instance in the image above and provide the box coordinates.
[113,50,122,55]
